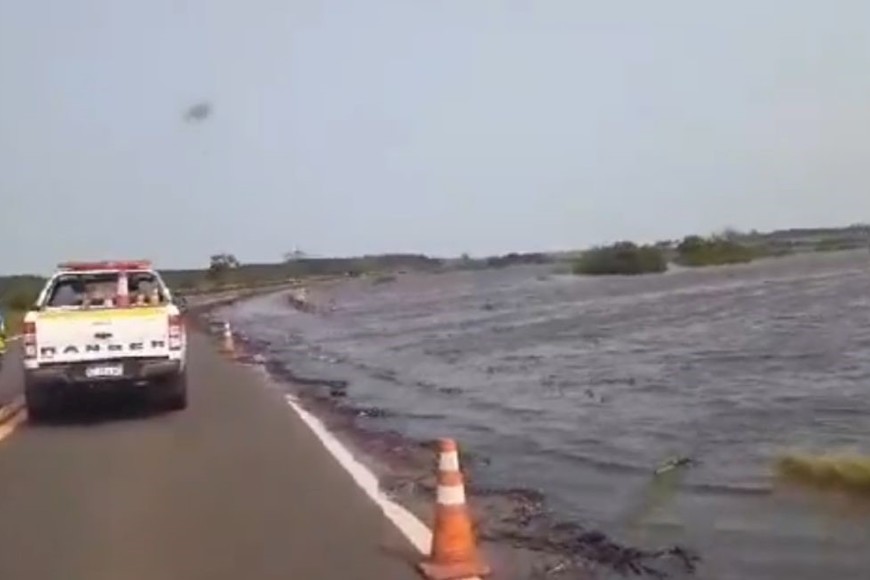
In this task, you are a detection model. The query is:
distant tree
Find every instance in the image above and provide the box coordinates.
[677,235,705,255]
[456,252,478,270]
[207,253,240,282]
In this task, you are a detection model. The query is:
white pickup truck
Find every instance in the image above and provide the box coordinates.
[21,260,188,421]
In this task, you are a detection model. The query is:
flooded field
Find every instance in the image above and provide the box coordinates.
[217,250,870,579]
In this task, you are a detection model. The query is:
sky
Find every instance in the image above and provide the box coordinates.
[1,1,870,274]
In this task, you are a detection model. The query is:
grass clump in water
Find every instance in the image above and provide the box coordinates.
[573,242,667,276]
[675,234,758,267]
[775,452,870,493]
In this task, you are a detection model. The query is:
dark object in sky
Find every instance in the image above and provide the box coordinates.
[184,102,211,122]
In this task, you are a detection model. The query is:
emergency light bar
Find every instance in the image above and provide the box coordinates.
[58,260,153,272]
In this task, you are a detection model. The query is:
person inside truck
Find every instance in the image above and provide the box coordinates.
[46,277,86,308]
[128,274,164,306]
[83,282,115,308]
[128,277,146,306]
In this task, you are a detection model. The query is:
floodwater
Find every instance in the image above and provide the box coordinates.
[220,250,870,579]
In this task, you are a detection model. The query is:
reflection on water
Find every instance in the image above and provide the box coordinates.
[221,250,870,579]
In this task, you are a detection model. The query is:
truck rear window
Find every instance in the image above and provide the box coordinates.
[45,272,167,308]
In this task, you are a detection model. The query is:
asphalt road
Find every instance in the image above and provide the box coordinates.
[0,341,23,406]
[0,331,421,580]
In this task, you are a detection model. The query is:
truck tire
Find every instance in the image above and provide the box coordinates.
[25,381,56,424]
[162,371,188,412]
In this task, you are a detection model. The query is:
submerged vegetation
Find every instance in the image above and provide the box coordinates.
[776,452,870,494]
[673,234,758,267]
[573,242,667,275]
[572,230,772,276]
[814,238,859,253]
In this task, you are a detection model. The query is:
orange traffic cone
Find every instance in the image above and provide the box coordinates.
[418,438,491,580]
[220,321,235,356]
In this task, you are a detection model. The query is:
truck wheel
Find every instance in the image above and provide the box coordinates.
[25,382,56,424]
[163,371,188,412]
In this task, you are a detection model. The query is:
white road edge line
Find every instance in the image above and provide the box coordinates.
[283,393,433,554]
[0,396,25,431]
[0,411,25,441]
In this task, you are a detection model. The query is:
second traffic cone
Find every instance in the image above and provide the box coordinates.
[418,438,491,580]
[220,321,235,356]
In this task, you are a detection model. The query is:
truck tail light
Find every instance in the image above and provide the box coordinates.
[23,321,37,360]
[168,314,183,350]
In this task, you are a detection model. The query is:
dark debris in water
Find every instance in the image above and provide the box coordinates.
[654,456,697,475]
[261,359,349,393]
[352,406,394,419]
[495,526,700,579]
[463,469,700,578]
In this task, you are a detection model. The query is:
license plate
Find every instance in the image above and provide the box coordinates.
[85,364,123,378]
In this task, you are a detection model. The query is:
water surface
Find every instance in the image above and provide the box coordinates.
[222,250,870,579]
